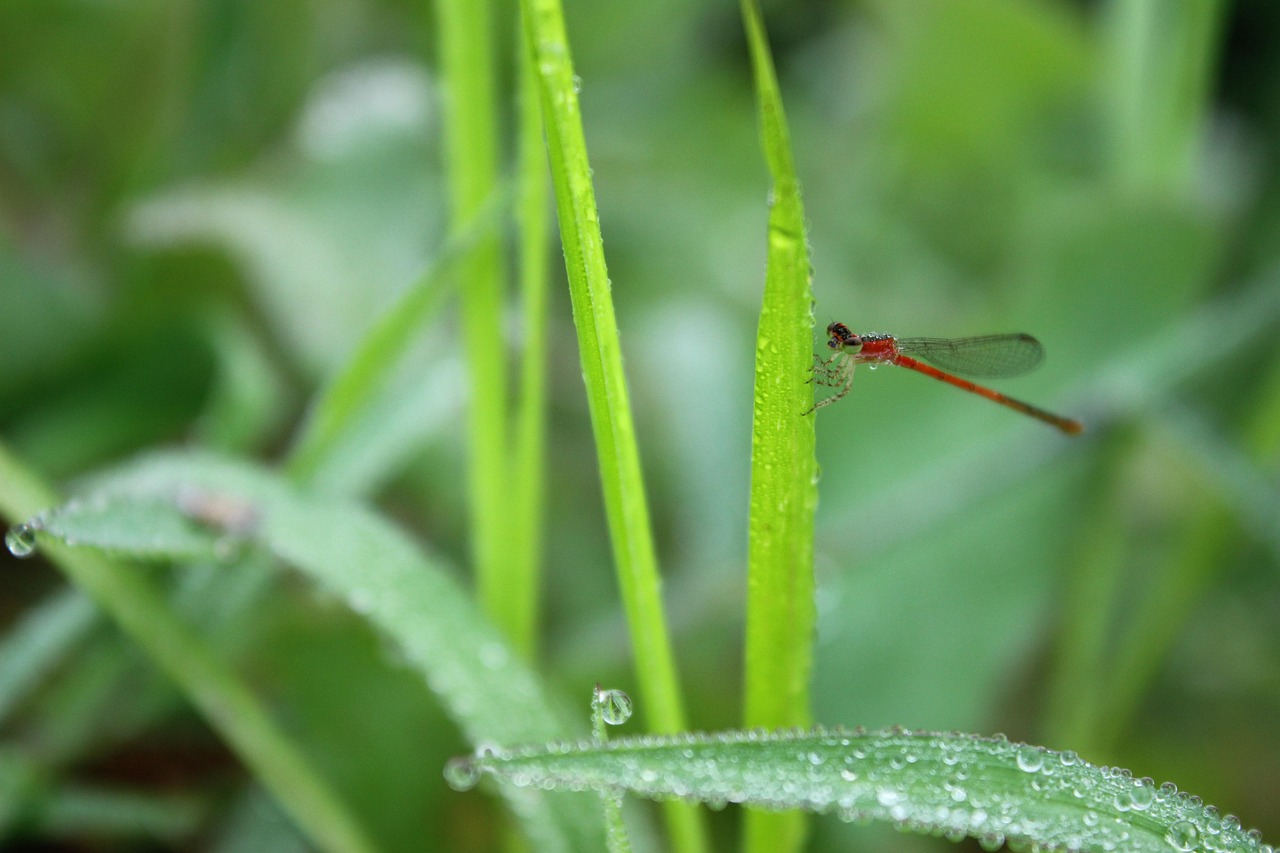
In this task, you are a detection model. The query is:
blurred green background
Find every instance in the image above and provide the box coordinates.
[2,0,1278,850]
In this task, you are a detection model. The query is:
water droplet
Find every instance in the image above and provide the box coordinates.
[1129,783,1153,811]
[5,524,36,558]
[1015,746,1044,773]
[978,833,1005,852]
[597,688,633,725]
[876,789,903,807]
[1166,820,1198,851]
[572,74,582,93]
[444,757,481,791]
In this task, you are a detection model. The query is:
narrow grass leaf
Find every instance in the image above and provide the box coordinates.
[520,0,707,850]
[436,0,511,636]
[285,191,506,489]
[0,589,96,724]
[504,19,554,659]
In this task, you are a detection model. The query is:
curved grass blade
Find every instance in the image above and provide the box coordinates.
[284,189,507,489]
[456,726,1270,853]
[11,449,602,852]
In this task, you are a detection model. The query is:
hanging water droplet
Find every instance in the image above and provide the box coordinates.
[977,833,1005,852]
[597,687,633,725]
[443,757,482,791]
[572,74,582,93]
[5,524,36,558]
[1165,820,1198,851]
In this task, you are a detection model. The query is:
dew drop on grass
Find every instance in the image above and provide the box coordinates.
[1128,782,1154,811]
[597,688,633,726]
[444,757,481,791]
[1165,820,1198,851]
[5,524,36,558]
[1015,746,1044,773]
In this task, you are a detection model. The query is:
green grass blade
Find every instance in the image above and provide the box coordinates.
[0,444,379,853]
[519,2,707,850]
[14,449,604,851]
[1103,0,1227,194]
[738,2,818,851]
[437,0,511,634]
[459,727,1271,853]
[504,21,554,660]
[0,589,95,724]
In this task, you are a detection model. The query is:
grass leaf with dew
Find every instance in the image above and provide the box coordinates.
[739,1,819,851]
[458,727,1271,853]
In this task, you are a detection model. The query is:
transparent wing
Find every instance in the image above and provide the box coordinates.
[894,334,1045,379]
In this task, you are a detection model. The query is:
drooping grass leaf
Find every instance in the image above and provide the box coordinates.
[10,449,603,852]
[0,444,379,853]
[457,727,1270,853]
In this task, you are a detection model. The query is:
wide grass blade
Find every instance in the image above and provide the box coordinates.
[457,727,1271,853]
[738,1,819,851]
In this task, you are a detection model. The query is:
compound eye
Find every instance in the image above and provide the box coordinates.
[825,321,839,335]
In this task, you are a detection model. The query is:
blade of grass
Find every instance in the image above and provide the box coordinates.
[0,588,96,724]
[0,443,378,853]
[1041,433,1136,753]
[1103,0,1226,194]
[1096,371,1280,748]
[738,2,819,852]
[284,190,507,489]
[519,2,707,851]
[437,0,511,635]
[504,20,554,660]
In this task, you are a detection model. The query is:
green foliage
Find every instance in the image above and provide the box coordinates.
[1,0,1278,851]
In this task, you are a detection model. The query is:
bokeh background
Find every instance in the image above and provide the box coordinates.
[2,0,1278,850]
